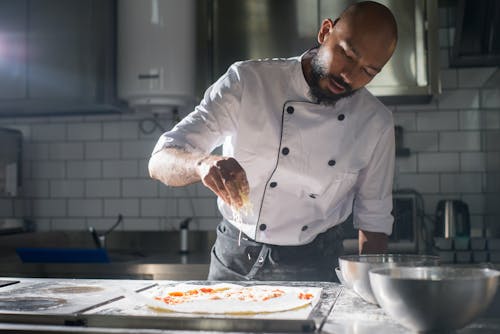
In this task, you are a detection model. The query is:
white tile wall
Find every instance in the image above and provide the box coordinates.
[122,179,158,197]
[418,152,459,172]
[438,89,480,109]
[102,160,139,178]
[483,111,500,130]
[404,132,438,152]
[440,69,457,89]
[85,142,121,160]
[23,180,49,198]
[485,175,500,195]
[393,4,500,228]
[0,199,13,216]
[457,68,497,88]
[52,218,86,231]
[461,153,486,172]
[459,110,481,130]
[31,124,66,141]
[439,131,481,152]
[140,198,176,217]
[395,155,417,173]
[103,122,139,140]
[23,143,49,161]
[67,161,101,179]
[86,180,120,197]
[487,152,500,170]
[440,173,483,193]
[121,218,161,231]
[67,123,102,141]
[396,174,440,194]
[104,199,140,217]
[32,199,66,217]
[416,111,458,131]
[49,143,84,160]
[482,89,500,109]
[68,199,102,217]
[31,161,66,179]
[1,4,498,237]
[50,180,85,198]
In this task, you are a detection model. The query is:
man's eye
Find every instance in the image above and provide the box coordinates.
[341,49,353,61]
[364,69,376,78]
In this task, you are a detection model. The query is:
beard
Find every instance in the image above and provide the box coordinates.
[309,50,356,105]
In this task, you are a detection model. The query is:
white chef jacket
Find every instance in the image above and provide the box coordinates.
[152,55,395,246]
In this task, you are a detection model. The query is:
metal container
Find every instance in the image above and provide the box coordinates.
[435,199,471,238]
[338,254,440,304]
[0,128,22,198]
[334,267,349,287]
[369,266,500,332]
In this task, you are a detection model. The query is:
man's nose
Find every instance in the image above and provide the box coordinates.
[339,64,354,86]
[340,71,353,86]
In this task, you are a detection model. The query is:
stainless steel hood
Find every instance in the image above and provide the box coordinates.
[209,0,440,105]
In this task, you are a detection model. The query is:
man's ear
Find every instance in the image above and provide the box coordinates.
[318,18,335,44]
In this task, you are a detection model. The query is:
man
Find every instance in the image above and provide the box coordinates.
[149,1,398,281]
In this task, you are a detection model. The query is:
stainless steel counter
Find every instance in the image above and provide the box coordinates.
[323,287,500,334]
[0,261,210,280]
[0,231,213,280]
[0,277,498,333]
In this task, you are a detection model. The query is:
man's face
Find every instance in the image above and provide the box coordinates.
[308,18,393,104]
[309,48,355,104]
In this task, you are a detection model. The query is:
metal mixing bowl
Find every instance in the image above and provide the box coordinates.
[369,266,500,332]
[334,267,350,287]
[338,254,440,304]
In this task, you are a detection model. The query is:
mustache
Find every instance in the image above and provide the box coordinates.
[326,75,352,92]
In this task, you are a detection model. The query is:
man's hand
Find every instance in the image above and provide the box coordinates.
[196,156,250,208]
[359,230,388,254]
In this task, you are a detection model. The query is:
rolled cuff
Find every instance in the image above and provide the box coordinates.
[151,132,201,156]
[353,196,394,235]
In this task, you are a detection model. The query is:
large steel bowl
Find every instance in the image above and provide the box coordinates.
[369,266,500,332]
[338,254,440,304]
[334,267,350,287]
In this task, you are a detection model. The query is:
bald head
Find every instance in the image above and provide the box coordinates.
[304,1,399,104]
[337,1,398,60]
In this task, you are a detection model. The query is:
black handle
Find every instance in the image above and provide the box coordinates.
[89,226,102,249]
[180,218,191,229]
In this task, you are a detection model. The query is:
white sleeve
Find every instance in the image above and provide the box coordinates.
[152,64,243,155]
[352,124,395,235]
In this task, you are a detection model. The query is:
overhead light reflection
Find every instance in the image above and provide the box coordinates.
[151,0,160,25]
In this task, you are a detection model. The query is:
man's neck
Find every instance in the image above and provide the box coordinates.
[301,48,317,89]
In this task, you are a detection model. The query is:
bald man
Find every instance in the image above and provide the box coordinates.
[149,1,398,281]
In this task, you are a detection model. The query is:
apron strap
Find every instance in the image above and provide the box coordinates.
[244,244,274,280]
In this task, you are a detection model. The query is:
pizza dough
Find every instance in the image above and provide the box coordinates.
[142,283,322,315]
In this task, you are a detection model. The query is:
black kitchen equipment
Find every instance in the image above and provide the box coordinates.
[434,200,471,238]
[0,128,22,197]
[0,280,19,288]
[0,128,23,234]
[89,214,124,249]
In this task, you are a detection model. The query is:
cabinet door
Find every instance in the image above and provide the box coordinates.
[0,0,28,99]
[28,0,96,101]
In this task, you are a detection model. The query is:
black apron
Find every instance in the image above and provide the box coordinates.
[207,219,344,281]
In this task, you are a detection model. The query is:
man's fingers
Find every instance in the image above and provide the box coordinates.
[224,179,243,208]
[217,160,249,208]
[203,169,232,206]
[198,156,250,208]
